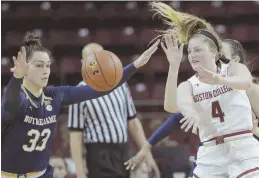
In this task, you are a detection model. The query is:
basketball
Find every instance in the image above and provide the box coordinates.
[81,50,123,91]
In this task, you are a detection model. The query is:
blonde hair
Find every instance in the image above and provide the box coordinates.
[149,2,221,50]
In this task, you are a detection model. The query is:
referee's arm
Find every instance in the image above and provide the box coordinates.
[123,83,147,149]
[125,83,160,177]
[68,102,87,178]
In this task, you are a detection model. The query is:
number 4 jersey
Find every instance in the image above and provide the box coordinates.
[2,86,62,173]
[188,64,253,142]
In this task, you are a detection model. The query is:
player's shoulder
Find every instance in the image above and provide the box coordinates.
[43,86,62,98]
[188,74,199,85]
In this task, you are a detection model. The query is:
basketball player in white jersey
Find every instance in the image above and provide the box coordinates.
[221,39,259,138]
[148,2,259,177]
[123,39,259,177]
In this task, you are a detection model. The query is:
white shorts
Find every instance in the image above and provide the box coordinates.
[193,136,259,178]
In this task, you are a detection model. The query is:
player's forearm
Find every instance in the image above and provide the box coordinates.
[164,65,180,113]
[128,118,147,149]
[61,63,137,105]
[2,76,23,112]
[148,113,183,145]
[218,75,252,90]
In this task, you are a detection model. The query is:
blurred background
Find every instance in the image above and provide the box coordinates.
[1,1,259,178]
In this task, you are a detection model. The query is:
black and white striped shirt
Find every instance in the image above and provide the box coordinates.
[68,81,137,143]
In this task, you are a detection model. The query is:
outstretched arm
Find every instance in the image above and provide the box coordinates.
[148,113,184,146]
[59,40,160,105]
[2,47,28,120]
[219,63,252,90]
[60,63,136,105]
[162,35,184,113]
[2,77,24,120]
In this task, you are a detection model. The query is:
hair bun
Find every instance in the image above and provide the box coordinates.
[219,54,230,64]
[23,32,41,46]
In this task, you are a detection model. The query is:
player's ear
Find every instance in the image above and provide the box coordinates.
[233,56,240,63]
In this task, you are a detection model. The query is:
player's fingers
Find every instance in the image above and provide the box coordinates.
[180,118,190,129]
[10,67,15,73]
[131,161,139,170]
[165,35,170,49]
[21,46,26,61]
[125,160,133,170]
[185,118,194,132]
[168,35,174,48]
[196,65,204,74]
[161,42,167,53]
[149,46,158,56]
[17,52,22,61]
[12,56,18,66]
[146,40,160,55]
[180,116,188,123]
[173,36,178,48]
[150,39,160,49]
[124,159,131,166]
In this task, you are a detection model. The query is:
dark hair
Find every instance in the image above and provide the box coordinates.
[22,32,50,62]
[222,39,245,64]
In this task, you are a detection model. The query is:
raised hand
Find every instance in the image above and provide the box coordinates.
[161,34,184,65]
[196,65,220,85]
[133,39,160,68]
[10,46,29,78]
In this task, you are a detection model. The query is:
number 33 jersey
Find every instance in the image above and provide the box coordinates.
[188,64,253,142]
[2,87,63,173]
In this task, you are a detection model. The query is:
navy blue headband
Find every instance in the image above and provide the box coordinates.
[196,30,220,51]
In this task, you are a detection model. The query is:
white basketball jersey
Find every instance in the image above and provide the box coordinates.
[188,64,253,142]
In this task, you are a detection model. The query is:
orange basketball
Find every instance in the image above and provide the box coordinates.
[81,50,123,91]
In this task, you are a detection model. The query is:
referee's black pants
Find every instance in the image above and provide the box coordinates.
[85,143,130,178]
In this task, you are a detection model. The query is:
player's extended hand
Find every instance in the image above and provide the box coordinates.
[124,142,151,171]
[10,46,29,78]
[180,115,198,134]
[161,34,184,65]
[133,39,160,68]
[196,65,220,85]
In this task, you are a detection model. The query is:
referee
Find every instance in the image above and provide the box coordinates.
[68,43,159,178]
